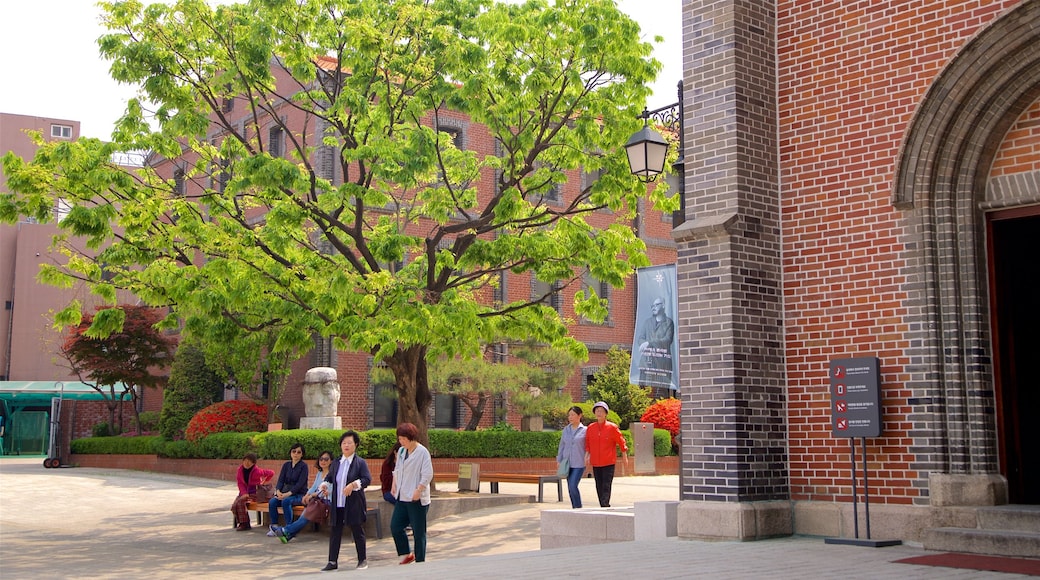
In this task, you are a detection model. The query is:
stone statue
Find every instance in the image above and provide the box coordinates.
[300,367,342,430]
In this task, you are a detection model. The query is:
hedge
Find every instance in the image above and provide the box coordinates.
[71,427,677,459]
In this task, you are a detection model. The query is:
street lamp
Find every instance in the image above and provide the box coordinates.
[625,81,685,226]
[624,123,669,181]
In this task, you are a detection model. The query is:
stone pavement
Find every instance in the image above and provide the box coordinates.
[0,457,1032,579]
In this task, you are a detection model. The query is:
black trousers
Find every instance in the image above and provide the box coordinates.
[327,506,367,564]
[592,464,616,507]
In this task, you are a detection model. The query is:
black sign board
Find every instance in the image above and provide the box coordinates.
[829,357,881,438]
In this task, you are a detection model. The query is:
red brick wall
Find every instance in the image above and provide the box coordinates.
[992,98,1040,177]
[779,0,1020,504]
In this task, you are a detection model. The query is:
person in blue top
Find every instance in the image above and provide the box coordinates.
[272,450,333,542]
[268,442,309,535]
[556,405,589,508]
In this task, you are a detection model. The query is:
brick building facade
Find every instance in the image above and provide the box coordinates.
[674,0,1040,543]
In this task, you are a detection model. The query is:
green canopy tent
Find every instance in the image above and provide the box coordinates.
[0,381,128,458]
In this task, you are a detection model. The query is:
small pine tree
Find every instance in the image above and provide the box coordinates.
[159,340,225,440]
[587,346,652,429]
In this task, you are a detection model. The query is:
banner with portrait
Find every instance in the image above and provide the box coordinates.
[629,264,679,391]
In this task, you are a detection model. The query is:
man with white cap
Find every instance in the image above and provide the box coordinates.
[584,401,629,507]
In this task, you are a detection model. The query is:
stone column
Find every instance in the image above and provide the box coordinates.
[674,0,790,540]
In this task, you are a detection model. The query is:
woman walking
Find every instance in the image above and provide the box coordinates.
[390,423,434,564]
[556,405,588,508]
[320,431,371,571]
[585,401,628,507]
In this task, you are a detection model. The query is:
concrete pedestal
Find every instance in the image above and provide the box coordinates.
[677,500,792,541]
[634,501,678,540]
[299,416,342,430]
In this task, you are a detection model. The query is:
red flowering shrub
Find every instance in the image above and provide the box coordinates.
[185,400,267,443]
[640,398,681,439]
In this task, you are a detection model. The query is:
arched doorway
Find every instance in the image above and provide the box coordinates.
[987,205,1040,504]
[893,0,1040,493]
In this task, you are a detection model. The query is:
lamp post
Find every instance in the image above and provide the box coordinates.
[625,80,685,227]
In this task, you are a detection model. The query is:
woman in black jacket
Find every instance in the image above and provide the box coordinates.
[320,430,372,571]
[267,442,309,534]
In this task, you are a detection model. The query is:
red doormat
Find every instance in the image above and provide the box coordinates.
[895,552,1040,575]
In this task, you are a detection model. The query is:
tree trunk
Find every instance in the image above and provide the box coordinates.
[385,345,432,447]
[464,393,488,431]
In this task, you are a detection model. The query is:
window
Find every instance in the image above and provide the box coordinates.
[532,162,561,204]
[214,160,230,192]
[438,126,463,150]
[53,198,71,223]
[50,124,72,139]
[173,168,186,196]
[372,384,398,428]
[580,270,610,323]
[532,278,562,313]
[433,394,459,428]
[221,85,234,113]
[492,271,507,307]
[582,166,606,193]
[268,126,284,158]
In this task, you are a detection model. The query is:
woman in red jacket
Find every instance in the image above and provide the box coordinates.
[231,452,274,530]
[584,401,629,507]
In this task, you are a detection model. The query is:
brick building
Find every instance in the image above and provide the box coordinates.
[0,113,141,456]
[673,0,1040,546]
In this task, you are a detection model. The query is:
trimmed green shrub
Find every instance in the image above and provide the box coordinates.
[194,431,258,459]
[154,438,200,458]
[72,435,162,454]
[73,427,675,459]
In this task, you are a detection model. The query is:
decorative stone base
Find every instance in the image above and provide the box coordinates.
[635,501,678,540]
[677,500,792,541]
[928,473,1008,507]
[540,508,635,549]
[299,416,342,430]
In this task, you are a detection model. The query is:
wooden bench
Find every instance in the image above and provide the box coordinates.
[480,472,562,503]
[241,501,383,538]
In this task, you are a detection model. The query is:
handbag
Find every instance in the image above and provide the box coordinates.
[254,482,275,503]
[556,458,569,477]
[301,497,330,522]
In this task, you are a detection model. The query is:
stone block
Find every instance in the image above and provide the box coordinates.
[634,501,678,541]
[677,500,792,541]
[539,508,635,549]
[929,473,1008,507]
[299,416,341,430]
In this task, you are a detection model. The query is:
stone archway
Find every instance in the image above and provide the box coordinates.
[893,0,1040,484]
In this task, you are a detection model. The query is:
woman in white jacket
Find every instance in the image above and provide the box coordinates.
[390,422,434,564]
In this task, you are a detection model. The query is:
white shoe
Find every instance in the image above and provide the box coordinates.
[266,525,277,537]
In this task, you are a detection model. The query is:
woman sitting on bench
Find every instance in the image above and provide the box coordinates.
[273,450,333,543]
[231,453,274,531]
[267,443,309,536]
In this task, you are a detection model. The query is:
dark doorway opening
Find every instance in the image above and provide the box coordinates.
[988,206,1040,504]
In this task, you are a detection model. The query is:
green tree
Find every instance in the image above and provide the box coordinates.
[159,339,225,440]
[428,340,579,430]
[0,0,671,444]
[588,346,651,429]
[59,304,175,434]
[428,345,528,431]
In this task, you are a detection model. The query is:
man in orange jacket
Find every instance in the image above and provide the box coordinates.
[584,401,629,507]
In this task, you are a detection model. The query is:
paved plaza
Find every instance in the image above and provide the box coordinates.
[0,457,1032,579]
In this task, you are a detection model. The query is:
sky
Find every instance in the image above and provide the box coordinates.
[0,0,682,140]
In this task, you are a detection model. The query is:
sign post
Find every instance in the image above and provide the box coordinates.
[824,357,901,548]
